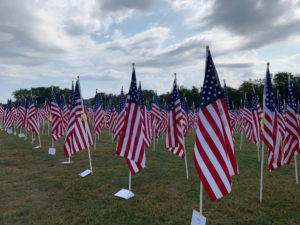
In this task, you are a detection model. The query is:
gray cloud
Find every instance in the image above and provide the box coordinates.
[217,62,254,69]
[98,0,164,12]
[191,0,300,50]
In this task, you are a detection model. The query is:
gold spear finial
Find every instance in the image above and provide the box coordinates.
[267,62,270,66]
[206,45,209,50]
[174,72,176,79]
[77,75,80,79]
[132,62,135,67]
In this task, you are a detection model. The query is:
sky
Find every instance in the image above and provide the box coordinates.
[1,0,300,102]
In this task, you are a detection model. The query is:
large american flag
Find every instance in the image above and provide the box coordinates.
[94,90,105,136]
[151,93,162,122]
[193,47,238,201]
[64,78,94,158]
[27,96,40,136]
[283,76,299,165]
[116,65,146,174]
[165,77,185,158]
[50,88,63,141]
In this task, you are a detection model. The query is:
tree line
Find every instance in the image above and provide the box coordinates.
[10,72,300,110]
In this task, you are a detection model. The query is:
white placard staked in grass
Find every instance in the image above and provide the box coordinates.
[79,169,92,177]
[48,148,56,155]
[191,210,206,225]
[114,189,134,200]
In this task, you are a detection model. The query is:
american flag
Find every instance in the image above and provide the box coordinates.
[94,90,105,136]
[64,78,94,158]
[27,96,40,136]
[108,98,116,131]
[193,47,238,201]
[151,93,162,122]
[251,88,261,145]
[4,100,14,128]
[138,82,151,148]
[165,77,185,158]
[181,97,189,136]
[16,99,26,129]
[113,87,126,142]
[61,96,70,130]
[41,98,50,121]
[277,92,286,139]
[283,76,299,165]
[243,95,253,141]
[262,63,282,171]
[116,65,146,174]
[50,88,63,141]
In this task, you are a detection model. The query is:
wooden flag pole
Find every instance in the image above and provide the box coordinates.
[295,153,298,184]
[260,142,264,203]
[200,181,203,214]
[52,138,54,148]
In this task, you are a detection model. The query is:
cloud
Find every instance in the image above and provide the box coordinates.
[185,0,300,50]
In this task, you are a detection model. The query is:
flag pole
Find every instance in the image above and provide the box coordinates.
[78,76,93,174]
[47,120,50,136]
[153,118,156,151]
[38,134,42,147]
[94,133,96,150]
[183,136,189,180]
[257,141,260,162]
[129,170,132,191]
[260,142,264,202]
[200,181,203,214]
[295,153,298,184]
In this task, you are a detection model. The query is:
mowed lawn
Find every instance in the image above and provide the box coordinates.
[0,128,299,225]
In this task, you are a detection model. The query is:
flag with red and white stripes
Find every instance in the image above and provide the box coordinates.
[116,65,146,174]
[3,100,14,128]
[16,99,26,129]
[61,96,70,131]
[283,76,299,165]
[64,78,94,158]
[243,95,253,141]
[193,47,238,201]
[165,78,185,158]
[262,63,282,171]
[113,87,126,142]
[50,88,63,141]
[94,90,105,136]
[251,88,261,145]
[27,96,40,136]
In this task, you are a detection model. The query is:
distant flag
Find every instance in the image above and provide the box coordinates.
[243,94,253,141]
[151,92,162,122]
[50,88,63,141]
[251,88,260,145]
[27,95,40,136]
[138,82,151,148]
[262,63,282,171]
[94,89,105,136]
[193,46,238,201]
[61,96,70,130]
[283,76,300,164]
[165,76,185,158]
[113,87,126,142]
[64,78,94,158]
[116,64,146,174]
[16,99,26,129]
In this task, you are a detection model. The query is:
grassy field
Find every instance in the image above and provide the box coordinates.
[0,128,299,225]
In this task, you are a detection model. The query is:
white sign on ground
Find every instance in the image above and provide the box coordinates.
[114,189,134,199]
[48,148,56,155]
[191,210,206,225]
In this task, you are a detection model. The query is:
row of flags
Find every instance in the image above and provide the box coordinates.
[0,47,298,206]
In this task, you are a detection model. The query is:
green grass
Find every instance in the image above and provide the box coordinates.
[0,128,299,225]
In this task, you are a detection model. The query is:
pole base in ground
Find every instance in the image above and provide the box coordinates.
[7,129,12,134]
[114,189,134,199]
[33,145,41,149]
[61,161,72,164]
[14,131,16,136]
[79,169,92,177]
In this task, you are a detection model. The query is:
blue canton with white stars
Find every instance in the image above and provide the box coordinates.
[224,82,230,110]
[200,49,223,109]
[288,78,297,112]
[251,89,258,111]
[128,67,139,104]
[265,67,276,112]
[170,78,180,111]
[94,91,101,112]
